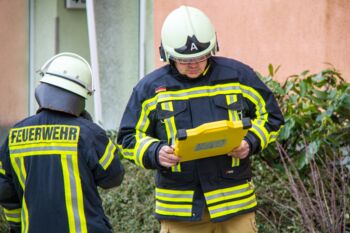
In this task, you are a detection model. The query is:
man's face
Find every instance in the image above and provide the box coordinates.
[174,58,208,79]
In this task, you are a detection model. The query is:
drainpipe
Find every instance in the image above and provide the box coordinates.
[86,0,103,126]
[139,0,146,79]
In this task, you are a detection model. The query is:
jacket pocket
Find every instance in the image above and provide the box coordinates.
[219,156,252,181]
[156,101,187,120]
[156,169,194,189]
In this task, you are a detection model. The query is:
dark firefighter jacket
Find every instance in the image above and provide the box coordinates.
[0,109,124,233]
[117,56,284,222]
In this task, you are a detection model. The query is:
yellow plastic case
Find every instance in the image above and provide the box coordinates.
[174,120,250,162]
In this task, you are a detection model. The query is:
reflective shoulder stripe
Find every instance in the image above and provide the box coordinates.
[98,139,117,170]
[3,208,21,223]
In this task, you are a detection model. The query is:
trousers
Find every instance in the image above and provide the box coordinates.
[160,208,258,233]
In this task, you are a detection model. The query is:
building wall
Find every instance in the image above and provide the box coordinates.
[154,0,350,81]
[0,1,27,143]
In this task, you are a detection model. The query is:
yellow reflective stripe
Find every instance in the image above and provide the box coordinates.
[160,102,181,172]
[231,157,240,167]
[10,157,25,189]
[4,208,21,223]
[204,182,254,205]
[155,201,192,217]
[269,129,281,142]
[118,146,133,160]
[226,94,239,121]
[135,136,159,167]
[226,94,240,167]
[156,188,194,202]
[0,161,5,175]
[61,153,87,233]
[72,153,87,233]
[208,194,257,218]
[250,119,269,149]
[202,64,211,76]
[9,142,77,158]
[99,139,116,170]
[22,199,29,233]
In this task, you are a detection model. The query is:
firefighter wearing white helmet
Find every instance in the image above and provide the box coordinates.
[159,5,218,63]
[35,52,94,116]
[0,52,124,233]
[118,5,284,233]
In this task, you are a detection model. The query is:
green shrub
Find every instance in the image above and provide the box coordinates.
[256,65,350,232]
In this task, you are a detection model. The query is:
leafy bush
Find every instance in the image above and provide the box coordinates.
[256,65,350,232]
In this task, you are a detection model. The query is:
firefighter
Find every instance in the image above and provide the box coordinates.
[117,5,284,233]
[0,52,124,233]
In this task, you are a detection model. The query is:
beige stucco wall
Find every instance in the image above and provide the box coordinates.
[0,1,27,128]
[154,0,350,81]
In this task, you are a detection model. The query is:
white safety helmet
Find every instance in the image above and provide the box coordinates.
[39,52,93,98]
[159,5,219,63]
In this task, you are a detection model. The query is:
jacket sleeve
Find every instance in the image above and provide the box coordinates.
[240,67,284,155]
[0,138,22,229]
[117,86,165,169]
[87,129,125,189]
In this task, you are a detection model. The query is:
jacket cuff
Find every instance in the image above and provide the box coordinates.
[143,141,167,170]
[244,131,261,155]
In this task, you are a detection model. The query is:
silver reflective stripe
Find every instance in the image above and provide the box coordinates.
[205,187,251,203]
[10,146,77,154]
[66,154,81,233]
[99,141,115,169]
[209,198,257,216]
[15,158,26,187]
[156,192,193,201]
[252,124,267,146]
[135,137,157,166]
[156,205,191,213]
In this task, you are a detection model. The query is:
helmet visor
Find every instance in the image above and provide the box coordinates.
[170,53,211,64]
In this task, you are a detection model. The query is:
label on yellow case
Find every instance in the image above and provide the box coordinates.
[174,120,248,162]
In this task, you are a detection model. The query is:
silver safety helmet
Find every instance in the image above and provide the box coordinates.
[35,52,94,116]
[159,5,219,63]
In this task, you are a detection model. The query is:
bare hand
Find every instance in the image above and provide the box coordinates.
[227,140,250,159]
[158,145,180,168]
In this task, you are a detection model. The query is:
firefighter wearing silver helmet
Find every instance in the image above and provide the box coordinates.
[35,52,93,117]
[118,5,284,233]
[0,52,124,233]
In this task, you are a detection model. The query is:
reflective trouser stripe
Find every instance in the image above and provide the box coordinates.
[161,102,181,172]
[4,208,21,223]
[208,194,257,218]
